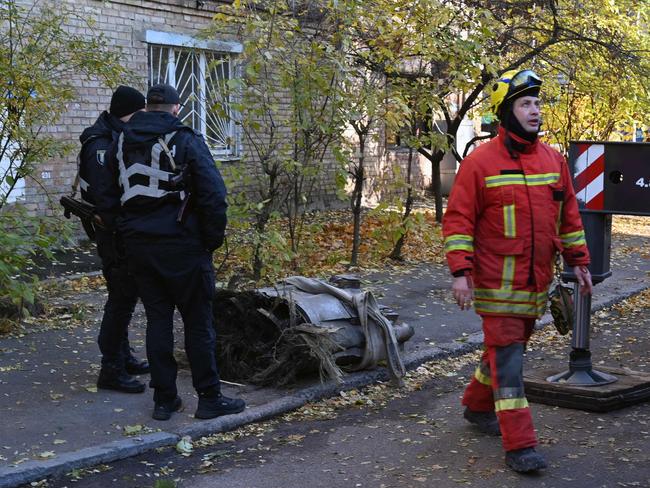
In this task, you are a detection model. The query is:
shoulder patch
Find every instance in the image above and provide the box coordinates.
[96,149,106,166]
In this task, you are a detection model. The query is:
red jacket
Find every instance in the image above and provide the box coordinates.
[443,127,590,318]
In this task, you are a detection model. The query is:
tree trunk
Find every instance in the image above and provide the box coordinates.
[426,149,445,223]
[251,170,279,281]
[389,146,415,261]
[350,133,365,267]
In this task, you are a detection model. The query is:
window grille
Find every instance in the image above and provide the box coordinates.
[148,44,238,157]
[0,131,25,203]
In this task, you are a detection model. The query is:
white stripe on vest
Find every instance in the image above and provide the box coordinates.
[117,131,184,205]
[79,177,89,192]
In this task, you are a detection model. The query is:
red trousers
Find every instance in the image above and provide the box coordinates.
[462,316,537,451]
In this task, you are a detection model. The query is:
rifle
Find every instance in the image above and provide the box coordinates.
[168,169,192,224]
[159,136,192,224]
[60,195,105,240]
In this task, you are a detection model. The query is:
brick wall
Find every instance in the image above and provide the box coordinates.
[15,0,435,224]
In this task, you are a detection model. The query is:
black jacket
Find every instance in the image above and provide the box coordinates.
[96,110,228,251]
[79,111,123,205]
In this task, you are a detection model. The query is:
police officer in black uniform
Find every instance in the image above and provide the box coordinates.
[79,86,149,393]
[96,84,245,421]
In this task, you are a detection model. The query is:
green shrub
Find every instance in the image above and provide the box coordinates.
[0,207,65,318]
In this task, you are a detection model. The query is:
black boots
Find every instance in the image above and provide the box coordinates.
[97,366,145,393]
[125,355,150,375]
[195,393,246,419]
[505,447,547,473]
[152,396,183,421]
[463,407,501,436]
[151,393,245,421]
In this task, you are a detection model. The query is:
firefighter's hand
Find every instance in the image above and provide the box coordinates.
[573,265,593,296]
[452,275,473,310]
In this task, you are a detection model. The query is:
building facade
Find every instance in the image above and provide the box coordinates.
[5,0,471,221]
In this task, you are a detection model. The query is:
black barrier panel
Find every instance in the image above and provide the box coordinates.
[568,141,650,216]
[562,212,612,284]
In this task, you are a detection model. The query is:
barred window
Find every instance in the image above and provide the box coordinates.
[148,40,239,158]
[0,136,24,203]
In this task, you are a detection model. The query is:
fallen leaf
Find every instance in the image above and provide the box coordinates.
[124,424,143,435]
[176,435,194,456]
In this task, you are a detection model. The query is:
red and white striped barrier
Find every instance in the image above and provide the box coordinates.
[573,143,605,210]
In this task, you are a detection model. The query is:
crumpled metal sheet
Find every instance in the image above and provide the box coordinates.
[255,276,414,385]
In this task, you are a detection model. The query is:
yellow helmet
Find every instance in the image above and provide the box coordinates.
[489,69,542,119]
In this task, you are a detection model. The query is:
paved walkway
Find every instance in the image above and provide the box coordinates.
[0,234,648,488]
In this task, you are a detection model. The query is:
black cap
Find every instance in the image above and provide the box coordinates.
[146,84,181,105]
[508,85,541,104]
[109,86,146,118]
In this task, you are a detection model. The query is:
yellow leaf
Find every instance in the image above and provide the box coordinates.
[124,424,143,435]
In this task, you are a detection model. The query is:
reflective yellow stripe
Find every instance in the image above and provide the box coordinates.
[474,288,547,304]
[564,238,586,248]
[444,234,474,253]
[446,243,474,252]
[475,300,538,316]
[501,256,515,290]
[445,234,473,242]
[475,298,547,317]
[524,173,560,186]
[485,173,560,188]
[560,230,584,239]
[503,204,516,237]
[495,398,529,412]
[560,230,586,248]
[474,366,491,386]
[485,174,525,188]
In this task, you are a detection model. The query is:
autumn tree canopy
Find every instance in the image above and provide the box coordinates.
[344,0,650,220]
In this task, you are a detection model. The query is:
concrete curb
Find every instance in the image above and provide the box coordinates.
[1,282,648,488]
[0,433,176,488]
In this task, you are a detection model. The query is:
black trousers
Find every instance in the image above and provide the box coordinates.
[96,229,138,368]
[125,239,220,403]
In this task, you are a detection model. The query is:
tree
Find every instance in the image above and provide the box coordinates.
[350,0,650,222]
[0,0,128,315]
[540,6,650,153]
[208,0,349,279]
[206,0,649,277]
[343,68,386,266]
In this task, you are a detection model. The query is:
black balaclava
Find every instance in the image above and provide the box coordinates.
[498,86,540,157]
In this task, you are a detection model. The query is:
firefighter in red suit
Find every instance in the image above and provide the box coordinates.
[442,69,593,473]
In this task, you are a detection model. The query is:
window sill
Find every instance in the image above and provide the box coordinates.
[214,155,241,163]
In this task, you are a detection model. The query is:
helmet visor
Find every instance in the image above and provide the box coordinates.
[507,70,541,99]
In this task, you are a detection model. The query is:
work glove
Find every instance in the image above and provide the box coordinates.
[548,282,574,335]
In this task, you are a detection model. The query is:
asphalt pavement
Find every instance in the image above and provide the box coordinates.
[33,270,650,488]
[0,232,648,488]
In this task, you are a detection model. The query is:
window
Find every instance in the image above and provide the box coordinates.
[146,31,242,158]
[0,136,25,204]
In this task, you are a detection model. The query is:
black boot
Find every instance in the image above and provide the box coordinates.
[505,447,547,473]
[463,407,501,436]
[152,396,183,421]
[125,355,150,375]
[195,392,246,419]
[97,366,145,394]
